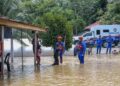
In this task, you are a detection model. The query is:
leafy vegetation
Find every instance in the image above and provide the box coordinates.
[100,1,120,24]
[0,0,120,49]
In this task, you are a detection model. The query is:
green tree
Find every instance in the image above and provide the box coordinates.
[100,1,120,24]
[0,0,21,19]
[73,17,86,35]
[0,0,32,45]
[42,12,73,50]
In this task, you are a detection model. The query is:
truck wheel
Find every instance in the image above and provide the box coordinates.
[112,43,116,47]
[103,42,107,48]
[103,42,116,48]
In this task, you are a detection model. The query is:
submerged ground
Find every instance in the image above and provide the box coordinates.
[1,54,120,86]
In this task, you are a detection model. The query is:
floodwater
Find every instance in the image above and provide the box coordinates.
[1,54,120,86]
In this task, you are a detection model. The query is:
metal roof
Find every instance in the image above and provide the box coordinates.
[0,17,46,32]
[84,21,100,30]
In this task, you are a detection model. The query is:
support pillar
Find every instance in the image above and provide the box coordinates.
[11,29,14,63]
[0,26,4,76]
[21,30,24,68]
[34,31,37,65]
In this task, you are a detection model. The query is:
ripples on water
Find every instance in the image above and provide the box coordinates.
[1,55,120,86]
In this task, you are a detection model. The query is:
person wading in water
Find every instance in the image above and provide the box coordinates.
[52,35,65,65]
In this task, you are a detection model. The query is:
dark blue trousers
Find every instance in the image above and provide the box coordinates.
[106,44,112,54]
[78,54,84,64]
[97,46,101,54]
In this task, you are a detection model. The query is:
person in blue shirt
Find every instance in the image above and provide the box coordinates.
[76,36,86,64]
[52,35,65,65]
[96,35,103,54]
[106,35,113,54]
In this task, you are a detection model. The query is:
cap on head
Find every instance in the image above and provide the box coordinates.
[57,35,63,40]
[79,36,83,40]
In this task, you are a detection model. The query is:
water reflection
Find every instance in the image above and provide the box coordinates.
[1,55,120,86]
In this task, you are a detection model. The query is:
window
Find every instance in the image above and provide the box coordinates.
[96,30,100,35]
[83,32,92,37]
[73,40,79,45]
[103,29,109,33]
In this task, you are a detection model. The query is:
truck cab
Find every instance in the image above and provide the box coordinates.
[82,31,94,41]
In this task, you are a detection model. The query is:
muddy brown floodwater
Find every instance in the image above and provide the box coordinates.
[1,54,120,86]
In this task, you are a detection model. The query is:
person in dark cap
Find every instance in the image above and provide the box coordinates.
[52,35,65,65]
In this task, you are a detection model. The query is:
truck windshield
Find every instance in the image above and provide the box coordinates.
[83,32,92,37]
